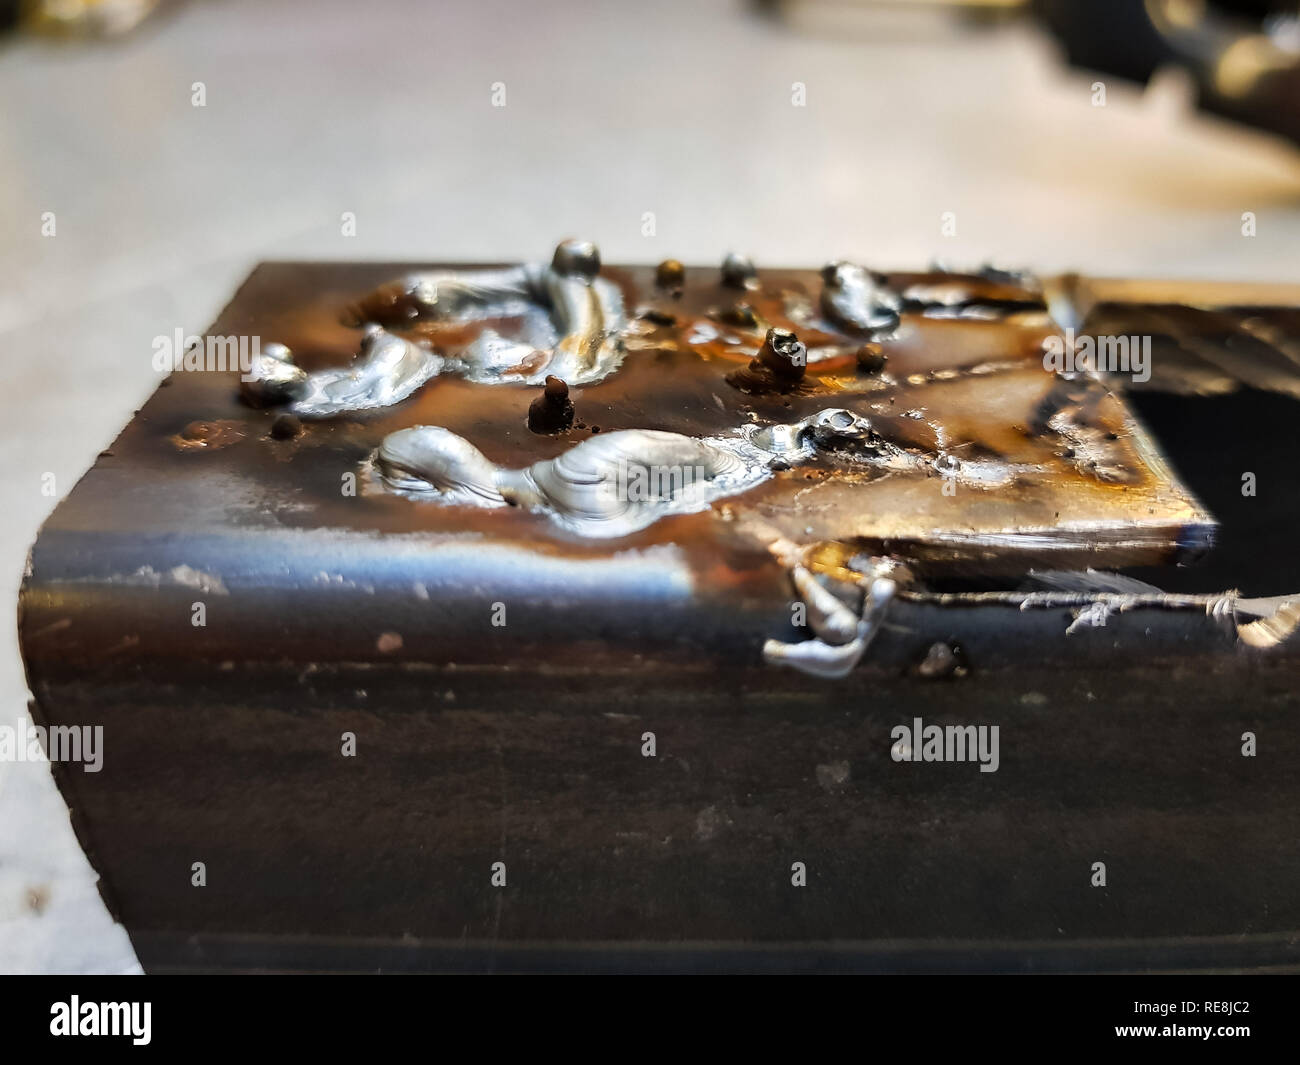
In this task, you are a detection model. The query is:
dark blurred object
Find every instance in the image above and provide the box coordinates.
[761,0,1300,147]
[1037,0,1300,146]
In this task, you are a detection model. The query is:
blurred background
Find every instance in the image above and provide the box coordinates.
[2,0,1299,973]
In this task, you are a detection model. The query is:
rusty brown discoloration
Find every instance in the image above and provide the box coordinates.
[67,261,1209,595]
[170,419,247,451]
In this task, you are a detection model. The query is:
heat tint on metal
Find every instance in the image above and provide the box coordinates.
[227,240,1237,676]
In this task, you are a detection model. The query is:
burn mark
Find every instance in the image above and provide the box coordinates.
[270,414,303,440]
[171,420,246,451]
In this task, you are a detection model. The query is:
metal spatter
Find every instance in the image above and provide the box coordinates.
[761,562,1300,679]
[373,408,883,539]
[763,561,898,680]
[241,239,627,418]
[914,584,1300,650]
[819,261,901,336]
[241,326,441,416]
[818,258,1041,336]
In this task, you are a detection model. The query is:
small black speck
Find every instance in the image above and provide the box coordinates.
[271,414,302,440]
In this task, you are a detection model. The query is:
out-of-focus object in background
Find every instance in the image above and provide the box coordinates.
[4,0,163,37]
[761,0,1300,147]
[1039,0,1300,147]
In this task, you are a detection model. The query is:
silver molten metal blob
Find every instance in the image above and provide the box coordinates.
[373,408,879,539]
[241,239,628,418]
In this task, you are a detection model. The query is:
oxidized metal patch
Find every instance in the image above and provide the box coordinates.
[231,239,1223,676]
[242,239,1212,559]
